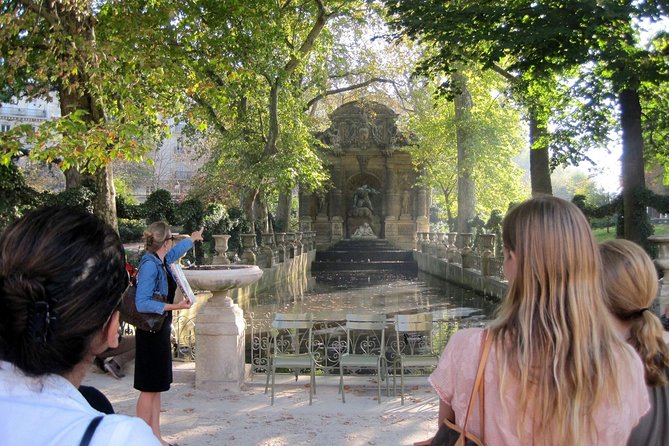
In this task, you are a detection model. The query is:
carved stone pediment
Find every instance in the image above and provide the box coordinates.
[317,101,406,154]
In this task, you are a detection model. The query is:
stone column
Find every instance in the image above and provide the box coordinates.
[299,188,312,221]
[416,187,429,233]
[384,160,398,219]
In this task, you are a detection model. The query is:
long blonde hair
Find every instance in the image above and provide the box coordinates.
[491,196,631,444]
[600,239,669,386]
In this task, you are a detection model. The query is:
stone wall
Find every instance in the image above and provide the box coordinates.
[412,232,507,301]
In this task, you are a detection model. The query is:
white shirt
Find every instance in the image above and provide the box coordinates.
[0,361,160,445]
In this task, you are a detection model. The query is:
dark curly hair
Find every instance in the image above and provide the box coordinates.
[0,206,128,376]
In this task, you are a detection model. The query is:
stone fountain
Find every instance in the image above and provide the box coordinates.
[182,264,263,392]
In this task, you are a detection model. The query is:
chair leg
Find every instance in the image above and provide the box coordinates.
[311,361,316,396]
[375,359,381,404]
[400,360,405,405]
[340,363,346,403]
[392,361,397,397]
[384,359,389,397]
[309,365,314,405]
[271,363,276,405]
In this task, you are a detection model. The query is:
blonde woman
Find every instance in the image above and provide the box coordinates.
[134,222,202,446]
[600,239,669,445]
[420,197,649,445]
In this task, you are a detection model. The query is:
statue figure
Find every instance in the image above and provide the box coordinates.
[352,222,376,239]
[401,190,411,216]
[352,185,377,211]
[316,193,328,216]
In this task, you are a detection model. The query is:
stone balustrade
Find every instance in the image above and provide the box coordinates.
[414,231,507,301]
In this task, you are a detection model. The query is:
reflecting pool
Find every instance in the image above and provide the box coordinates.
[239,270,499,323]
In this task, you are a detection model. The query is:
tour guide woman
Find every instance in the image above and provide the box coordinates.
[134,222,202,445]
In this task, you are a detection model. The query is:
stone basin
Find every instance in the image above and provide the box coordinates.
[180,264,263,392]
[182,264,263,294]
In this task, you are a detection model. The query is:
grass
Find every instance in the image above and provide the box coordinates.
[592,224,669,243]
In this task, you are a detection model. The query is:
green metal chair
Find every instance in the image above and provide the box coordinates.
[339,313,388,404]
[392,313,439,405]
[264,313,316,405]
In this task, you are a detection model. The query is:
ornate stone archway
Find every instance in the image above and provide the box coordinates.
[299,100,430,250]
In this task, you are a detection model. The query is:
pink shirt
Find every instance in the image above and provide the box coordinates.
[429,328,650,445]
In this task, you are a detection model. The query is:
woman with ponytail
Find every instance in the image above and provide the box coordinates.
[0,206,160,445]
[600,239,669,445]
[134,221,202,446]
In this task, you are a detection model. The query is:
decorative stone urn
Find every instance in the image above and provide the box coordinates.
[421,233,431,253]
[294,232,303,256]
[182,265,263,392]
[260,233,276,268]
[285,232,296,259]
[459,233,474,269]
[240,233,257,265]
[173,234,190,267]
[436,233,448,259]
[446,232,458,263]
[274,233,286,263]
[479,233,496,276]
[648,236,669,316]
[212,235,231,265]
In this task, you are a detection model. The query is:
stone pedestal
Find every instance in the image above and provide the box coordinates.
[183,265,263,393]
[331,217,343,243]
[195,293,246,392]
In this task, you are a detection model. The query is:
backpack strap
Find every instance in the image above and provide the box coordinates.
[79,416,104,446]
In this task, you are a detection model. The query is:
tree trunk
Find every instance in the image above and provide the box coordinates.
[59,85,117,228]
[240,188,257,233]
[620,88,647,245]
[454,73,476,233]
[64,168,83,189]
[254,190,269,233]
[528,108,553,196]
[276,190,291,232]
[94,166,118,232]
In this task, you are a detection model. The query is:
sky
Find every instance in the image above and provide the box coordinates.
[578,146,622,193]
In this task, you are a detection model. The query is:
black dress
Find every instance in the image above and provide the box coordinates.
[133,256,176,392]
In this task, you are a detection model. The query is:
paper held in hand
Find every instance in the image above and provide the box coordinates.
[170,263,197,305]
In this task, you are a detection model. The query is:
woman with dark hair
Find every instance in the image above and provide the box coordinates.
[0,206,160,445]
[134,221,202,445]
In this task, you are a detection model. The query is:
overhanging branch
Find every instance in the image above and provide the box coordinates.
[305,77,396,110]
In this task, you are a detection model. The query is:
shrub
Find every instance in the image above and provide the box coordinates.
[0,163,40,231]
[118,218,145,243]
[42,186,95,213]
[143,189,175,224]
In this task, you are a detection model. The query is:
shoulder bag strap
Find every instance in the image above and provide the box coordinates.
[460,330,492,440]
[79,416,104,446]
